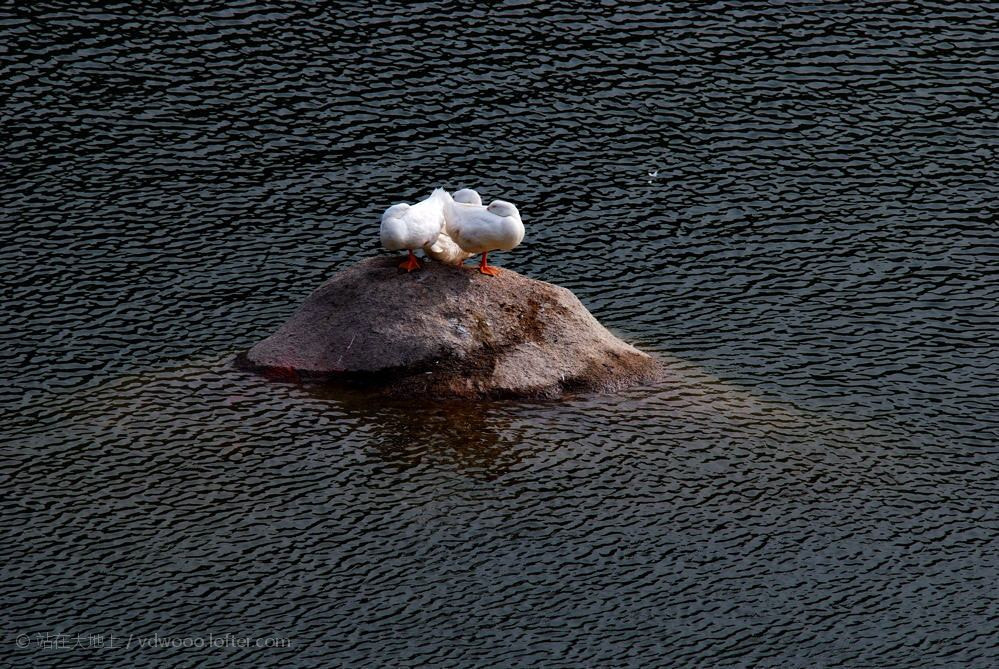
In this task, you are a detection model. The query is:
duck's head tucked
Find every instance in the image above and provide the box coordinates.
[486,200,519,218]
[381,203,410,222]
[452,188,483,206]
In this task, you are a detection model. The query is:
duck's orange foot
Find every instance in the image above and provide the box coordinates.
[398,251,421,272]
[477,252,500,276]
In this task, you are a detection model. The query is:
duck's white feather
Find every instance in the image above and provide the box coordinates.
[424,231,472,265]
[379,188,448,252]
[451,188,483,206]
[445,197,524,255]
[424,188,481,265]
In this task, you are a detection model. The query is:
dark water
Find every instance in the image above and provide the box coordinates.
[3,2,998,667]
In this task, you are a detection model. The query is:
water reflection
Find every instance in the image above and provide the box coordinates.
[306,386,527,480]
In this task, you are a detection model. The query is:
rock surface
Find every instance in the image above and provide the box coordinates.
[238,256,662,399]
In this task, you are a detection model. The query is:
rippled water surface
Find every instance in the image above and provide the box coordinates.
[3,2,998,667]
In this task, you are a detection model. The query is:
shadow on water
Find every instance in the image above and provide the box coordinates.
[304,384,529,480]
[10,349,865,484]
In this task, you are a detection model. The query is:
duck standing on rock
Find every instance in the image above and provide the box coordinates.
[444,193,525,276]
[424,188,480,266]
[379,188,448,272]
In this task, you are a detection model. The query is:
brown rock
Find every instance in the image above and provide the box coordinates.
[237,256,662,398]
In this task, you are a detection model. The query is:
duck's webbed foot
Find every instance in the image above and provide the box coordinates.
[478,252,500,276]
[399,250,421,272]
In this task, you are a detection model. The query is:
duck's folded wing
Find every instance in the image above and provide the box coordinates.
[446,203,489,238]
[453,208,501,249]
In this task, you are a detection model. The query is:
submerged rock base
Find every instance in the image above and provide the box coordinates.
[238,256,661,399]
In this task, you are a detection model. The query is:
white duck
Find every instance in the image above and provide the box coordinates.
[445,195,524,276]
[379,188,448,272]
[423,188,479,266]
